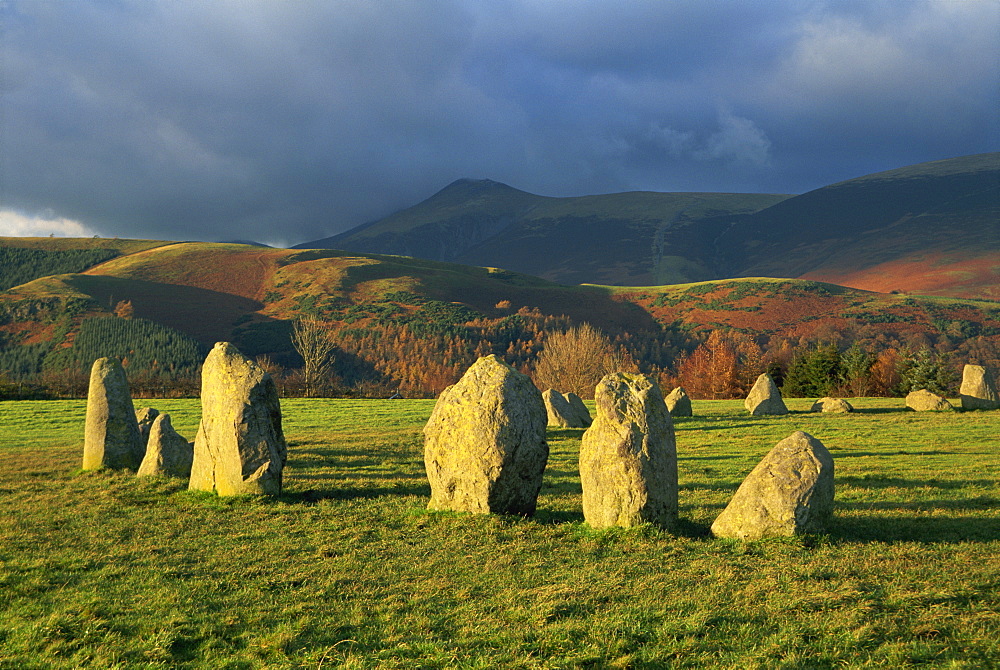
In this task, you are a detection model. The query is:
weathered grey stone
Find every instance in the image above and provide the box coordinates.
[579,373,677,529]
[543,389,589,428]
[960,364,1000,410]
[744,373,788,416]
[810,397,853,413]
[83,357,143,471]
[423,354,548,516]
[711,431,834,540]
[137,413,193,479]
[906,389,954,412]
[565,392,593,427]
[135,407,160,447]
[665,386,692,417]
[189,342,287,496]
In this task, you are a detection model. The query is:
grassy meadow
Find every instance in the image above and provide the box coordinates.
[0,397,998,668]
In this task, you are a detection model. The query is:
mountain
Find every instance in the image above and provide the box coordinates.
[724,152,1000,299]
[296,180,790,285]
[297,153,999,299]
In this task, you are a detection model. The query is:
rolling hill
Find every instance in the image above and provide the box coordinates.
[297,153,999,299]
[2,239,999,398]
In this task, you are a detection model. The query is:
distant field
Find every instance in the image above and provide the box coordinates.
[0,398,997,668]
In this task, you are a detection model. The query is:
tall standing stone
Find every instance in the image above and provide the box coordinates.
[83,357,143,471]
[745,373,788,416]
[579,373,677,529]
[960,365,1000,410]
[138,413,194,479]
[565,392,593,427]
[189,342,287,496]
[543,389,589,428]
[665,386,692,417]
[423,354,548,516]
[711,431,834,540]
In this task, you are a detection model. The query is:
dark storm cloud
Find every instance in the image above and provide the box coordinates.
[1,0,997,245]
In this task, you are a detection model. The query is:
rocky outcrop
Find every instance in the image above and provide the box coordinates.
[543,389,588,428]
[810,397,853,413]
[82,357,143,471]
[960,365,999,410]
[137,413,193,479]
[579,373,677,529]
[189,342,287,496]
[423,355,548,516]
[906,389,954,412]
[664,386,692,417]
[135,407,160,447]
[744,373,788,416]
[565,392,593,427]
[711,431,834,540]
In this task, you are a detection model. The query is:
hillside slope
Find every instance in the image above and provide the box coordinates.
[724,152,999,299]
[296,180,788,285]
[2,240,999,398]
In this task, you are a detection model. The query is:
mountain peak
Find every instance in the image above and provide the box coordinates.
[433,177,515,197]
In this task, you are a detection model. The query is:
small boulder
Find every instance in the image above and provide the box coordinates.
[906,389,953,412]
[565,392,593,427]
[137,413,193,479]
[135,407,160,446]
[665,386,692,417]
[423,355,548,516]
[189,342,287,496]
[744,373,788,416]
[960,364,999,410]
[711,431,834,540]
[579,373,677,529]
[543,389,588,428]
[810,397,853,413]
[83,357,143,471]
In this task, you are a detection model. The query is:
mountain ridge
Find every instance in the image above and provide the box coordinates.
[296,152,999,299]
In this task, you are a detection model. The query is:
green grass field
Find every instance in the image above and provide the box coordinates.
[0,398,997,668]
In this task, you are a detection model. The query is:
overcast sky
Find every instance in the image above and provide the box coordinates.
[2,1,997,247]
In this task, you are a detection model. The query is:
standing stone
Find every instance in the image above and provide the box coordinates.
[960,365,1000,410]
[423,354,548,516]
[665,386,692,417]
[189,342,287,496]
[744,373,788,416]
[906,389,954,412]
[83,357,143,471]
[565,392,593,427]
[543,389,589,428]
[137,413,194,479]
[711,431,834,540]
[810,397,853,413]
[579,373,677,529]
[135,407,160,447]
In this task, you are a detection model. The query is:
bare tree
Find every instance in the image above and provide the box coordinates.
[533,323,633,398]
[291,318,336,397]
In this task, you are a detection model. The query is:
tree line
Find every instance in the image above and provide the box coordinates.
[2,303,998,400]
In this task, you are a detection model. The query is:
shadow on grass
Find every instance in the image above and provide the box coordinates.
[678,455,745,461]
[837,497,1000,511]
[281,483,430,503]
[833,450,957,458]
[831,515,1000,543]
[839,476,998,489]
[677,423,760,432]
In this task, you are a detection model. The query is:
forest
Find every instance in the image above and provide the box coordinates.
[2,293,996,402]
